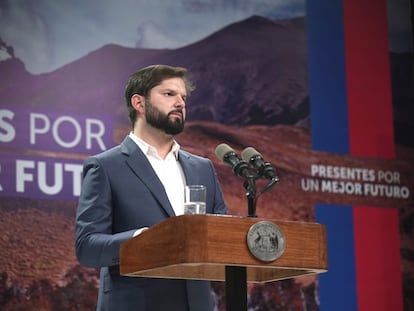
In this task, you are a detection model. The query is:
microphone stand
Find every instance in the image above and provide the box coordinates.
[244,176,257,218]
[226,174,256,311]
[243,173,279,218]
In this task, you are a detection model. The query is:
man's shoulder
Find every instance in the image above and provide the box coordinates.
[179,149,210,163]
[86,137,134,162]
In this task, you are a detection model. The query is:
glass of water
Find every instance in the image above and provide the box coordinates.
[184,185,206,214]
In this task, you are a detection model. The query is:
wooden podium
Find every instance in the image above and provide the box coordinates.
[120,214,327,310]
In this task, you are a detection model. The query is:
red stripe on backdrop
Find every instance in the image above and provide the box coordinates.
[343,0,395,159]
[353,207,403,310]
[343,0,403,310]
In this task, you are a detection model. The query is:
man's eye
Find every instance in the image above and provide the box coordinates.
[164,92,173,96]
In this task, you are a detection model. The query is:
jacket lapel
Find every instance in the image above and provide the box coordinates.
[178,150,196,185]
[121,136,176,217]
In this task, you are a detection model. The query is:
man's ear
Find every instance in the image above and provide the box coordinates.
[131,94,145,113]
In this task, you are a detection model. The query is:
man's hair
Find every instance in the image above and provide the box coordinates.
[124,64,195,127]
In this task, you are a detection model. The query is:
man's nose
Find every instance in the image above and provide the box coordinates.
[175,95,185,107]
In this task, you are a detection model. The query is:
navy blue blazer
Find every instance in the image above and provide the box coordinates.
[75,136,227,311]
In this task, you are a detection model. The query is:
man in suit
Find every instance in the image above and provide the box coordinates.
[75,64,227,311]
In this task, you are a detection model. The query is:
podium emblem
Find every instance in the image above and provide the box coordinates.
[246,221,286,262]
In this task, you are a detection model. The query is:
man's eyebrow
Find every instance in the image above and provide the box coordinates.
[161,87,187,96]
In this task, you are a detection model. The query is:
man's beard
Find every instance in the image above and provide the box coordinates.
[145,99,185,135]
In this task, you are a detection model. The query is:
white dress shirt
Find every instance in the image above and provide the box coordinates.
[128,132,186,217]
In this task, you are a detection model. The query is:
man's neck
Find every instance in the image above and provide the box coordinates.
[132,127,174,159]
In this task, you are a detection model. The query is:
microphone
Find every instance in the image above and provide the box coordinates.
[215,143,249,178]
[241,147,278,181]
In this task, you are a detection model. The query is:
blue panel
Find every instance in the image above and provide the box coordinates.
[306,0,349,153]
[315,204,358,311]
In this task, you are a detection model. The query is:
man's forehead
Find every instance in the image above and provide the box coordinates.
[159,77,184,85]
[155,77,186,90]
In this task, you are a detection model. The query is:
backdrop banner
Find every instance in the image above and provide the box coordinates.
[0,0,413,310]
